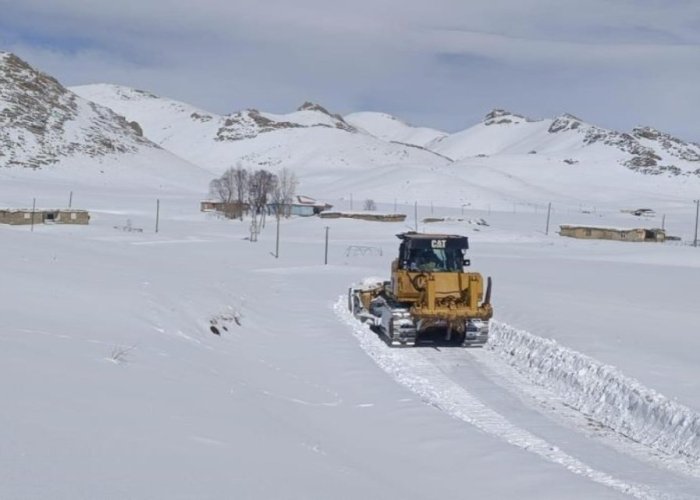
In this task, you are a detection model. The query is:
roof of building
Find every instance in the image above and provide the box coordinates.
[293,195,330,207]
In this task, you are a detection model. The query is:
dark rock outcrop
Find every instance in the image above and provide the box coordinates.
[0,52,154,169]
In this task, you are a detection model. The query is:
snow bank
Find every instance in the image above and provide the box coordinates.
[488,322,700,461]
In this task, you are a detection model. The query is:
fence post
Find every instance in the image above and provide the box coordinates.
[324,226,329,265]
[545,202,552,235]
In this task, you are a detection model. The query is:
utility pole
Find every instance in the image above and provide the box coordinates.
[31,198,36,232]
[350,193,353,211]
[662,214,666,231]
[545,202,552,235]
[275,216,280,258]
[394,198,397,213]
[155,199,160,233]
[414,201,418,232]
[694,200,699,247]
[68,191,73,209]
[324,226,329,265]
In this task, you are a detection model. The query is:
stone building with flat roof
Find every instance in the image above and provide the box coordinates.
[559,225,665,242]
[0,209,90,225]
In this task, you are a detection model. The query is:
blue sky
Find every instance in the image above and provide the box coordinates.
[1,0,699,140]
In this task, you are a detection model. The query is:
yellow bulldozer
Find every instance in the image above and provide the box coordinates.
[349,232,493,346]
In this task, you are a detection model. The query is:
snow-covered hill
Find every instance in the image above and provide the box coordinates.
[0,53,220,192]
[344,111,448,148]
[71,84,449,175]
[429,109,700,177]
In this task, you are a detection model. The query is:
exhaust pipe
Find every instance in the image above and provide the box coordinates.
[484,276,492,306]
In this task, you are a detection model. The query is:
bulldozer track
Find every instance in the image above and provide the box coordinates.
[335,296,700,499]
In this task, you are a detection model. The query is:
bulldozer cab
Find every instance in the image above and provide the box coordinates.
[398,233,469,272]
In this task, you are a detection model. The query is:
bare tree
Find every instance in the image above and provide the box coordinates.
[363,199,377,211]
[247,169,276,239]
[209,170,235,203]
[271,167,298,219]
[231,164,248,219]
[209,164,250,219]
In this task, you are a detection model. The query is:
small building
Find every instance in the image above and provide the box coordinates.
[268,195,333,217]
[0,209,43,225]
[0,208,90,225]
[48,209,90,224]
[200,200,248,219]
[319,212,407,222]
[200,200,220,212]
[559,225,665,242]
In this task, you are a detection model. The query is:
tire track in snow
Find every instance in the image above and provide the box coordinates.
[334,297,671,500]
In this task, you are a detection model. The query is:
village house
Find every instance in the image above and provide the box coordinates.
[267,195,332,217]
[200,200,220,212]
[559,224,665,242]
[0,209,43,225]
[200,200,248,219]
[0,209,90,225]
[202,196,331,219]
[47,209,90,224]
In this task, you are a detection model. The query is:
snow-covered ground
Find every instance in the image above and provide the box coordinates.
[1,161,699,499]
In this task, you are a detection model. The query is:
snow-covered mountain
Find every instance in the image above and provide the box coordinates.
[71,84,449,174]
[0,53,217,194]
[69,77,700,194]
[344,111,448,149]
[2,47,680,215]
[68,80,700,207]
[429,109,700,177]
[0,53,159,169]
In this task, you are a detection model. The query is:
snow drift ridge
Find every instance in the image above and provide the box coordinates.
[489,322,700,462]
